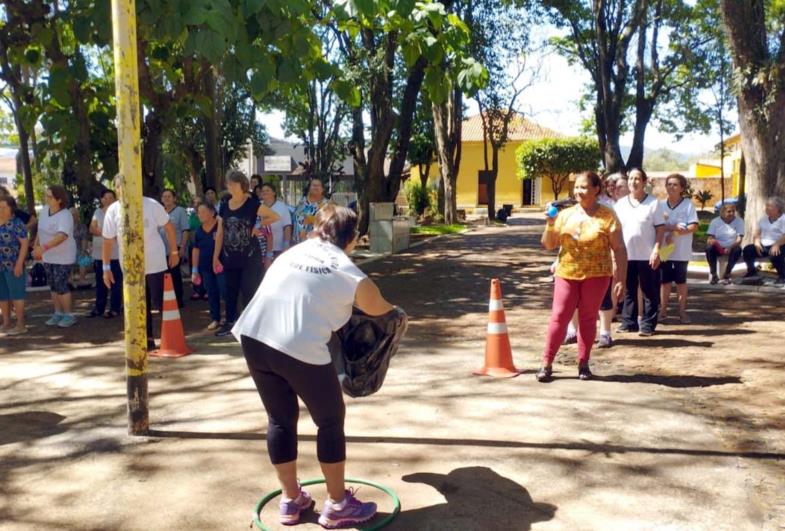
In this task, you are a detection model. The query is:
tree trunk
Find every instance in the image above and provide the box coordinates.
[431,86,462,224]
[626,100,654,170]
[203,66,222,190]
[70,77,99,207]
[141,112,164,196]
[720,0,785,240]
[9,91,35,213]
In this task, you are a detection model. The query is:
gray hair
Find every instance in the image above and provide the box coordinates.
[605,172,626,185]
[766,196,785,215]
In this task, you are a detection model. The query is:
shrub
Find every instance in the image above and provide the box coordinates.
[404,179,431,216]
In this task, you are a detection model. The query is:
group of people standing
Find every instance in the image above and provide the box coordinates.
[538,169,785,382]
[0,171,336,347]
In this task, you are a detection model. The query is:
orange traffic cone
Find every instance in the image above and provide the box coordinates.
[151,273,194,358]
[473,278,519,377]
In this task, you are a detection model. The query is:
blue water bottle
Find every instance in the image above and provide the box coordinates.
[546,204,558,218]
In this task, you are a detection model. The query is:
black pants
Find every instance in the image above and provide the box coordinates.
[241,335,346,464]
[742,244,785,279]
[145,271,164,345]
[167,258,184,308]
[93,259,123,314]
[705,245,742,278]
[621,260,660,333]
[224,261,262,323]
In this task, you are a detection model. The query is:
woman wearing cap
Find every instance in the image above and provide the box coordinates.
[232,204,395,528]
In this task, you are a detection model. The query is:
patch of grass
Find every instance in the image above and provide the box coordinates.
[692,210,715,252]
[410,224,466,236]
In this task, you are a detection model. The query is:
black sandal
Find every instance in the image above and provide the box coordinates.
[86,309,101,318]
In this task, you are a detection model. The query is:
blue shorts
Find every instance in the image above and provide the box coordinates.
[0,269,27,301]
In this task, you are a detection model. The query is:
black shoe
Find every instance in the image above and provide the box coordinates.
[638,329,654,337]
[147,340,157,351]
[743,271,759,278]
[86,309,102,318]
[709,274,719,285]
[536,365,553,382]
[616,325,639,333]
[214,323,233,337]
[578,364,593,380]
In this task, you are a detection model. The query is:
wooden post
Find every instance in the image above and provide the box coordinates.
[111,0,149,435]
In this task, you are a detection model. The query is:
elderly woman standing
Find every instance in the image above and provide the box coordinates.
[742,196,785,284]
[614,169,665,336]
[705,202,744,284]
[232,204,394,527]
[0,195,29,335]
[214,170,279,337]
[33,185,78,328]
[659,173,699,323]
[293,177,328,243]
[538,172,627,381]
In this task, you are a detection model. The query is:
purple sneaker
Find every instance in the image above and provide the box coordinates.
[318,488,377,529]
[279,488,314,526]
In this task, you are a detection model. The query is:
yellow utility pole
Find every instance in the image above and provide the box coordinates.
[111,0,149,435]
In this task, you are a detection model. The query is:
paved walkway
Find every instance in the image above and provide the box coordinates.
[1,213,784,530]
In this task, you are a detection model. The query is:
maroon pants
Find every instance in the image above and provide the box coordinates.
[543,275,611,366]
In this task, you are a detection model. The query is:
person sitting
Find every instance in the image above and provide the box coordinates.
[705,202,744,285]
[742,196,785,285]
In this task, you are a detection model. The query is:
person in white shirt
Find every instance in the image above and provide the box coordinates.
[742,196,785,284]
[232,204,394,528]
[614,168,665,336]
[102,178,178,350]
[705,202,744,284]
[260,182,293,258]
[32,185,78,328]
[658,174,699,323]
[88,189,123,318]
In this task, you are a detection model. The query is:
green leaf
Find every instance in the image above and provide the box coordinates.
[277,56,299,84]
[24,46,42,65]
[48,68,72,107]
[424,67,448,104]
[73,16,92,44]
[250,69,274,99]
[244,0,265,16]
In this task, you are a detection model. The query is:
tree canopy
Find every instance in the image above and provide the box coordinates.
[516,136,601,199]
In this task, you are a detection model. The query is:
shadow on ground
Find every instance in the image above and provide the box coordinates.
[393,466,556,530]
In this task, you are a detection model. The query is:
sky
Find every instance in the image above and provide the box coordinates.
[263,26,733,158]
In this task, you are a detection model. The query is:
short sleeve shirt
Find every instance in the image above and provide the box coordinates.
[554,204,619,280]
[220,196,261,269]
[660,198,699,262]
[194,222,219,271]
[160,205,189,252]
[614,194,666,261]
[91,208,119,261]
[231,238,368,365]
[103,197,170,275]
[0,217,27,271]
[707,216,744,249]
[293,197,328,243]
[759,214,785,247]
[38,207,77,265]
[14,208,31,225]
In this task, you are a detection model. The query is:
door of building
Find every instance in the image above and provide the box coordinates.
[477,170,491,205]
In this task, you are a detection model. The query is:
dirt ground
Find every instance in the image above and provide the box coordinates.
[1,212,784,530]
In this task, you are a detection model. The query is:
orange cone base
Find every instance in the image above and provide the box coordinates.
[150,346,193,358]
[473,365,520,378]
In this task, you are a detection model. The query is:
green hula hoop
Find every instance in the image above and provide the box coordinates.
[252,477,401,531]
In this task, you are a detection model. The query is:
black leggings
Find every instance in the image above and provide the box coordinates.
[224,262,262,323]
[241,335,346,464]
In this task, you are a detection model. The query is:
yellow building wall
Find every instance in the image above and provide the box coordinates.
[410,141,562,209]
[693,162,721,178]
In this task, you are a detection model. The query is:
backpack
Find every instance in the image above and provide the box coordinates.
[328,306,408,398]
[30,262,47,287]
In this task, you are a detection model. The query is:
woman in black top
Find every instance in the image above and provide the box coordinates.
[214,170,279,336]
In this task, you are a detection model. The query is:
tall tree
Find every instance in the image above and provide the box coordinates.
[546,0,699,172]
[720,0,785,235]
[327,0,484,233]
[471,0,534,220]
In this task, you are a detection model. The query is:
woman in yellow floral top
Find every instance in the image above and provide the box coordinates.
[538,171,627,382]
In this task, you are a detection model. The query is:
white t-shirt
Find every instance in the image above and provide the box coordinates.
[707,216,745,249]
[38,207,77,265]
[758,214,785,247]
[660,198,699,261]
[102,197,170,275]
[232,237,367,365]
[269,200,293,252]
[614,194,665,261]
